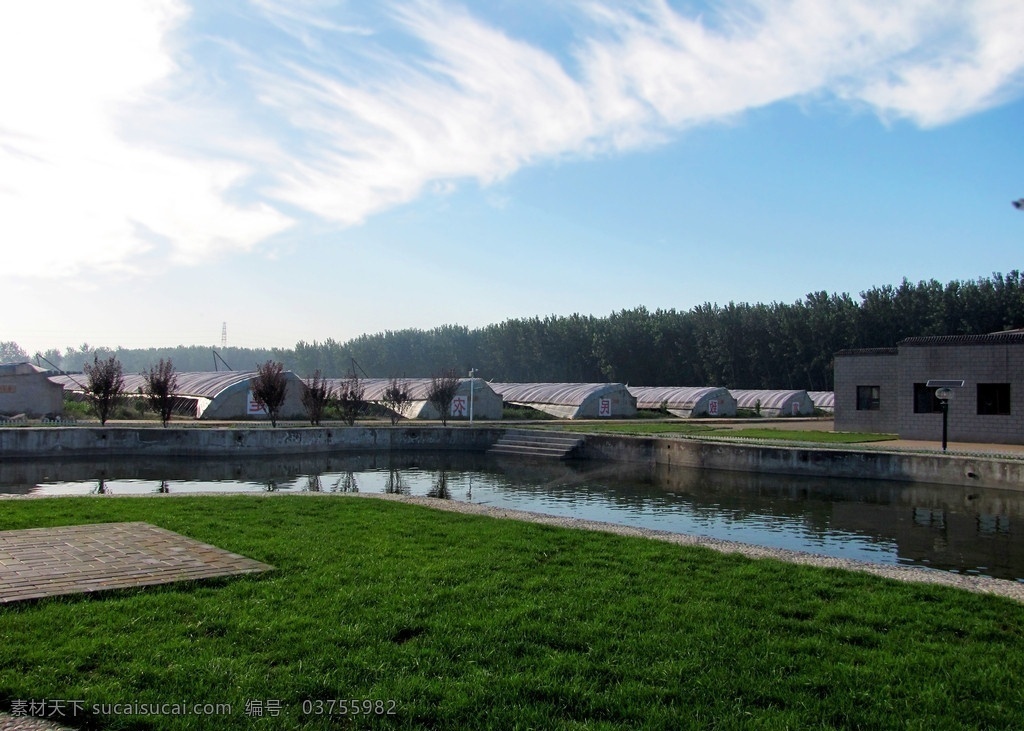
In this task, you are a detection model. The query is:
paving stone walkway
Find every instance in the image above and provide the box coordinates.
[0,522,272,604]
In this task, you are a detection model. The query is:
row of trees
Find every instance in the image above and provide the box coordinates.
[81,356,179,427]
[8,272,1024,391]
[79,358,465,428]
[292,273,1024,390]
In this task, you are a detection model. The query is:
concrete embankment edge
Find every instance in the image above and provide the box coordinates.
[1,427,1021,489]
[577,434,1024,491]
[0,426,502,459]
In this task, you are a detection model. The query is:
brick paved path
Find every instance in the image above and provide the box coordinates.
[0,522,272,604]
[0,712,74,731]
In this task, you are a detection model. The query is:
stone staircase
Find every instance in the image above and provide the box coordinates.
[488,429,585,460]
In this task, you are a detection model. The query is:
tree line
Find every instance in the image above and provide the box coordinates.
[8,272,1024,391]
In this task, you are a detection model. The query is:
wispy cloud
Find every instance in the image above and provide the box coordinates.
[0,0,291,281]
[2,0,1022,284]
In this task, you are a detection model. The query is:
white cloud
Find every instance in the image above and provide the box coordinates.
[252,1,596,224]
[0,0,291,282]
[849,0,1024,125]
[248,0,1024,226]
[2,0,1022,284]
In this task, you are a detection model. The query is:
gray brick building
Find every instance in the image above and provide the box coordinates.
[0,362,64,418]
[835,332,1024,445]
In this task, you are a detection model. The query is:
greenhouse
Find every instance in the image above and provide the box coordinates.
[728,389,815,417]
[489,382,636,419]
[628,386,737,418]
[51,371,309,421]
[807,391,835,412]
[325,377,502,421]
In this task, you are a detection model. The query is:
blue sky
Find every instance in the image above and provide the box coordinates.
[3,0,1023,355]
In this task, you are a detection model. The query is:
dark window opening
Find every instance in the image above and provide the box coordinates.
[914,383,941,414]
[856,385,880,411]
[977,383,1010,415]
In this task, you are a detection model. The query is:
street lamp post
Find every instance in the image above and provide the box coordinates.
[468,368,477,423]
[936,388,952,452]
[926,379,964,452]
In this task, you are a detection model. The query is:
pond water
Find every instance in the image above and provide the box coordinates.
[2,452,1023,582]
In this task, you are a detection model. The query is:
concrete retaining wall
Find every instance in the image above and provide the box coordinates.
[578,434,1024,491]
[3,427,1022,491]
[0,426,503,459]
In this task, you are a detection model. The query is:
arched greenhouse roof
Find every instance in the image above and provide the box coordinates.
[628,386,727,409]
[50,371,260,399]
[808,391,835,410]
[489,382,627,406]
[729,389,814,416]
[322,377,489,401]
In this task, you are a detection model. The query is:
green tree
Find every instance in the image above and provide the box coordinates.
[142,358,178,427]
[380,377,412,425]
[426,369,461,426]
[301,369,333,426]
[336,373,366,426]
[84,355,125,425]
[0,341,27,364]
[251,361,288,427]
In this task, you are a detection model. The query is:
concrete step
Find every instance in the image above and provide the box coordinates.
[488,430,584,459]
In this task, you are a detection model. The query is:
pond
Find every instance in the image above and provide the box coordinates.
[2,452,1022,582]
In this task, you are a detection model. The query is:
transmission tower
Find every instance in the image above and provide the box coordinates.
[221,322,227,348]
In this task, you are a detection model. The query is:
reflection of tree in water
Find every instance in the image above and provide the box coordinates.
[427,470,450,500]
[157,480,170,494]
[305,474,322,492]
[332,472,358,493]
[384,468,408,495]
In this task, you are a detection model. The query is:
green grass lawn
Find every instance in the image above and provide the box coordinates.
[549,422,896,443]
[1,496,1022,729]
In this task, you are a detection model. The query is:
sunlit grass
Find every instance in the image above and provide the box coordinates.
[549,421,896,443]
[0,496,1020,729]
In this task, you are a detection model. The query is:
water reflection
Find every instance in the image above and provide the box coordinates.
[2,453,1023,581]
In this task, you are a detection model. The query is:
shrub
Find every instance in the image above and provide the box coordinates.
[142,358,178,427]
[426,370,461,426]
[301,370,333,426]
[380,377,412,425]
[251,361,288,427]
[83,355,125,425]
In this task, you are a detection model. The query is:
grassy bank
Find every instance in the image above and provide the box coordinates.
[1,495,1022,729]
[549,421,896,443]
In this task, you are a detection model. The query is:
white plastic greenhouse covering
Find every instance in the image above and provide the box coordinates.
[728,389,815,417]
[489,382,636,419]
[51,371,258,399]
[627,386,737,418]
[323,377,502,420]
[50,371,308,419]
[807,391,835,412]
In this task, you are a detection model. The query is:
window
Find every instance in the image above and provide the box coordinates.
[977,383,1010,415]
[913,383,941,414]
[856,385,880,411]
